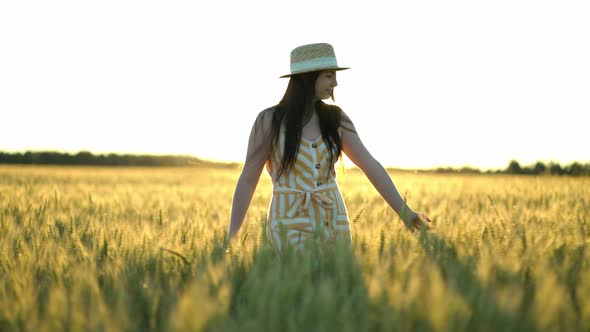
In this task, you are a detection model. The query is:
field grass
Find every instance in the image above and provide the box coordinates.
[1,165,589,331]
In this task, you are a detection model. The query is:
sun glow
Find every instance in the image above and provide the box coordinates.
[1,0,588,169]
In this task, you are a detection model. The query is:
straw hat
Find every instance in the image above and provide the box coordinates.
[280,43,350,78]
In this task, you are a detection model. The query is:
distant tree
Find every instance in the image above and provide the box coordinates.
[549,162,563,175]
[506,160,522,174]
[76,151,94,165]
[533,161,547,174]
[434,167,453,173]
[566,162,584,176]
[522,165,535,175]
[458,166,481,174]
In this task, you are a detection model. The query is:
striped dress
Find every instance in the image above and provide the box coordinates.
[266,128,351,253]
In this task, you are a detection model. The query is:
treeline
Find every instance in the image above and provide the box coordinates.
[0,151,238,168]
[430,160,590,176]
[1,151,588,176]
[502,160,590,176]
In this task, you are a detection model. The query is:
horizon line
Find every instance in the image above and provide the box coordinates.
[1,149,588,172]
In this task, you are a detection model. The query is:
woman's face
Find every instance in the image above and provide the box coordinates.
[314,70,338,100]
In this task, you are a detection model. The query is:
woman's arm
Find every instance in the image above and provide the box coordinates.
[340,111,431,230]
[226,110,273,242]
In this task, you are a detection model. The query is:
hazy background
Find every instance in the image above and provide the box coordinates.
[1,0,588,170]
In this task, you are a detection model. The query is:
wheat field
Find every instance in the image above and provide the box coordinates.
[0,165,589,331]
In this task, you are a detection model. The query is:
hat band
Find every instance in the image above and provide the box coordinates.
[290,57,338,74]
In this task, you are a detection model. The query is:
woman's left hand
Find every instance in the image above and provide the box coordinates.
[403,211,432,232]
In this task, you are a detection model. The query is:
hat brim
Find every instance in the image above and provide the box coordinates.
[280,67,350,78]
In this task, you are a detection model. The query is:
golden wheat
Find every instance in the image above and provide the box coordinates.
[0,165,588,331]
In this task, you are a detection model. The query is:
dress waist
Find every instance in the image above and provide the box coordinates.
[272,181,337,194]
[272,182,338,218]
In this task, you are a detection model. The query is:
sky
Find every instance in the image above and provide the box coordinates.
[1,0,588,170]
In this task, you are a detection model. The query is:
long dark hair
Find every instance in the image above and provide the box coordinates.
[270,71,354,179]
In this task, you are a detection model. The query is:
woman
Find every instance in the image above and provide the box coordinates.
[226,43,431,253]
